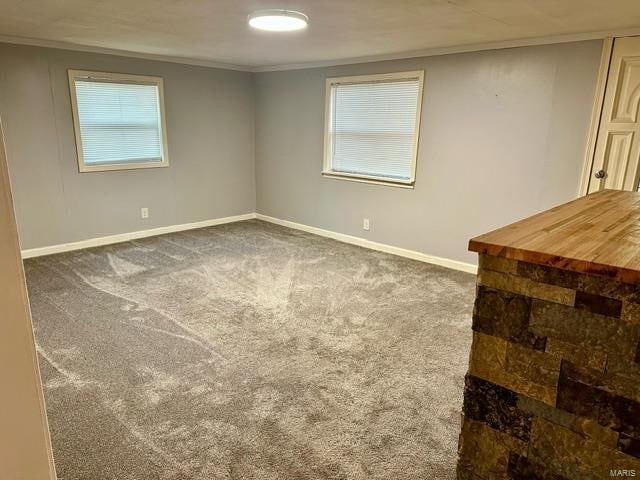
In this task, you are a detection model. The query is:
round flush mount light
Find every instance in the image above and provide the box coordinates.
[248,9,308,32]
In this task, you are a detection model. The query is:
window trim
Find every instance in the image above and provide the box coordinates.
[68,69,170,173]
[322,70,424,188]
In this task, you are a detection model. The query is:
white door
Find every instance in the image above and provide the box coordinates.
[589,37,640,193]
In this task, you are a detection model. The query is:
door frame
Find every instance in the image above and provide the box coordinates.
[578,37,615,196]
[0,116,57,479]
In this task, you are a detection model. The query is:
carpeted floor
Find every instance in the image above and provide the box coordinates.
[25,220,475,480]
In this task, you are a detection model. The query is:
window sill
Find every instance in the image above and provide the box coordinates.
[79,161,169,173]
[321,171,414,189]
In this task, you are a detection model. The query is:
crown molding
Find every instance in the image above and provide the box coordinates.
[0,34,253,71]
[252,28,640,72]
[1,27,640,74]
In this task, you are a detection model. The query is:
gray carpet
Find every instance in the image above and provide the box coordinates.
[25,220,475,480]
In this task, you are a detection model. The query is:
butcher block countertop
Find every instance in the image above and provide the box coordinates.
[469,189,640,284]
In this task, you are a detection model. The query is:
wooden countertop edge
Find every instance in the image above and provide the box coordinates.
[468,239,640,285]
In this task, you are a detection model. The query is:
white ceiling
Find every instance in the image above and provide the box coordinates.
[1,0,640,71]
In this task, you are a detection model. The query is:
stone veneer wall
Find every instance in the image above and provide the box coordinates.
[457,254,640,479]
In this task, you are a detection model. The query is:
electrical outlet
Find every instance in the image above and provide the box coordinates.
[141,207,149,219]
[363,218,370,231]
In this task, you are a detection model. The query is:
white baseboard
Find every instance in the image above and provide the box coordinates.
[21,211,478,274]
[256,213,477,274]
[21,213,257,259]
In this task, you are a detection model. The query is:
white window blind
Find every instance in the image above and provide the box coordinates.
[324,72,423,186]
[69,70,168,172]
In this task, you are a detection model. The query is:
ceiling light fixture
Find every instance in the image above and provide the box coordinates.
[248,9,308,32]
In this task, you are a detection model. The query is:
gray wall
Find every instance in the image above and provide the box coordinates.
[254,41,603,265]
[0,43,255,250]
[1,41,603,263]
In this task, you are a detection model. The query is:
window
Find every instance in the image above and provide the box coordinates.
[323,71,424,187]
[68,70,169,172]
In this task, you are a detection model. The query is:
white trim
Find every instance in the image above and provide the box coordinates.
[21,210,478,273]
[20,213,256,258]
[0,34,251,71]
[21,211,478,274]
[322,70,424,187]
[578,37,615,196]
[253,28,640,72]
[256,213,477,274]
[2,29,640,74]
[321,171,415,189]
[68,69,171,173]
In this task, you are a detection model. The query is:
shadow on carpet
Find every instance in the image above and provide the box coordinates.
[25,220,475,480]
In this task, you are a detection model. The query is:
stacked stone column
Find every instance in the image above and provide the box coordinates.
[457,254,640,479]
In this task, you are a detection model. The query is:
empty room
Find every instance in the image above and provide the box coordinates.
[2,1,640,479]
